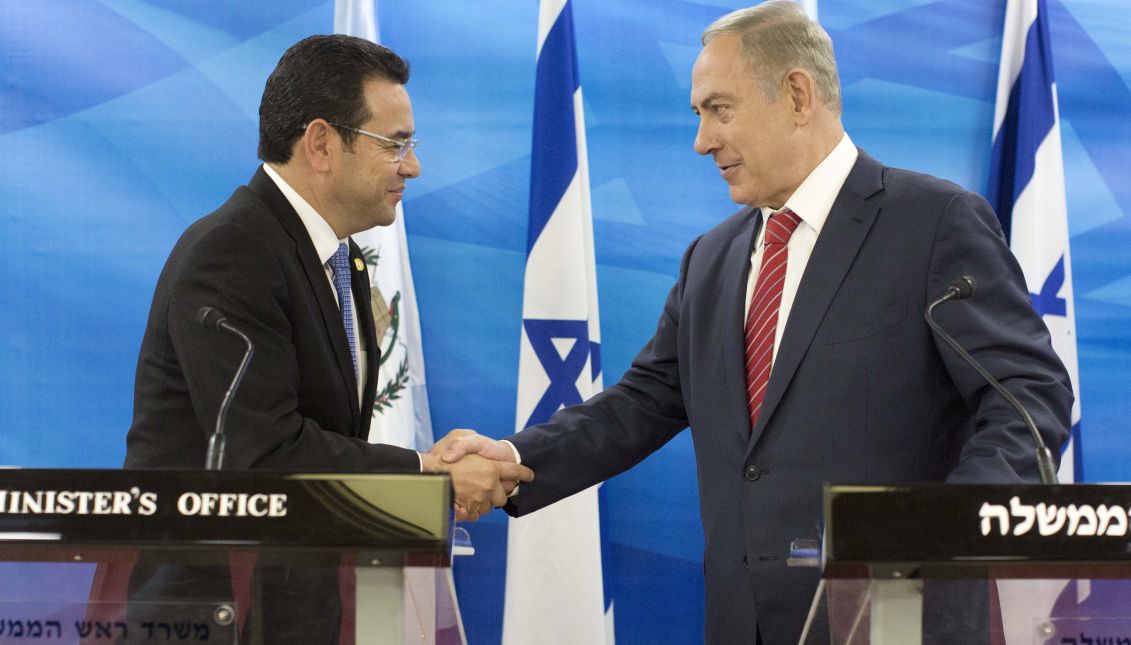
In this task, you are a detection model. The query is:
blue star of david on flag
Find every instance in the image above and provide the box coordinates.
[523,319,601,427]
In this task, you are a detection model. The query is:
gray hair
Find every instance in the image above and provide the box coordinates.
[701,1,842,115]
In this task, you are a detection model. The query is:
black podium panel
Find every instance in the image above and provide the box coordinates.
[0,469,462,644]
[823,484,1131,579]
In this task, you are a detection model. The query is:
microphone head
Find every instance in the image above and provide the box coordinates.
[949,275,976,300]
[196,306,226,330]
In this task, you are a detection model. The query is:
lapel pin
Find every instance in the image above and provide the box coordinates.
[354,258,365,272]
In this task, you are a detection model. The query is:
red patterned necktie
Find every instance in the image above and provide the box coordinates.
[744,209,802,430]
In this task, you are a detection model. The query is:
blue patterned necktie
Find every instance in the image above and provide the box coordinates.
[329,242,357,377]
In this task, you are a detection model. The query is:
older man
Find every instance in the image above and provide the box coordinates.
[445,2,1072,643]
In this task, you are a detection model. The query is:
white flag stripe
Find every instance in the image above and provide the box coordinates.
[362,206,435,450]
[1018,107,1083,485]
[504,487,606,643]
[522,176,590,320]
[389,211,436,450]
[1009,98,1067,293]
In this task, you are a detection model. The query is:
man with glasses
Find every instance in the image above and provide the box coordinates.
[127,33,528,509]
[124,35,529,642]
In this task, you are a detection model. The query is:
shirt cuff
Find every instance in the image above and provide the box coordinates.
[501,440,521,464]
[501,440,522,497]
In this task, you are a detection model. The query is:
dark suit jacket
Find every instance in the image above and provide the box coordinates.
[505,150,1073,644]
[123,168,421,644]
[126,167,419,472]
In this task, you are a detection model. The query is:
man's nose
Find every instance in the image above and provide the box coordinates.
[399,147,421,178]
[694,120,718,156]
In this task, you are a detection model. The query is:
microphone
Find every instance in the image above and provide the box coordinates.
[924,276,1058,484]
[195,306,255,471]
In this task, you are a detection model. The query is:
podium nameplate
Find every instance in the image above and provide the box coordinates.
[0,469,451,566]
[824,484,1131,579]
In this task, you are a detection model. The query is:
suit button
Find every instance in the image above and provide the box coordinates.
[744,465,761,481]
[743,555,749,569]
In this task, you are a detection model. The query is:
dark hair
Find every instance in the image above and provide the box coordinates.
[257,34,410,163]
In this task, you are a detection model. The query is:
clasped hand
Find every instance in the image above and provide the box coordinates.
[422,429,531,521]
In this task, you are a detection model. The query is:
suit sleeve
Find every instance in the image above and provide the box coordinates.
[167,221,419,472]
[928,191,1073,483]
[504,239,700,516]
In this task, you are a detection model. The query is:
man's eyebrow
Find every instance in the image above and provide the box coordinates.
[691,92,728,111]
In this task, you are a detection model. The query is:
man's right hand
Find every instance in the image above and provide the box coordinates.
[420,450,532,521]
[432,431,525,495]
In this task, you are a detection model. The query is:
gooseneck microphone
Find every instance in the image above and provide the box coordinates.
[196,306,255,471]
[924,276,1058,484]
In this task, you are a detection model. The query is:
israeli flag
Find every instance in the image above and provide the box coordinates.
[988,0,1082,484]
[990,3,1085,640]
[506,1,610,643]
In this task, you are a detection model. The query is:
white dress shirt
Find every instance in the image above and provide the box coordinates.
[744,134,859,364]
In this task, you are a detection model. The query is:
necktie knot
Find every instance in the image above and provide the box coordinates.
[765,209,802,246]
[330,242,351,278]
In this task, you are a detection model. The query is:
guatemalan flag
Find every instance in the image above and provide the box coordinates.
[989,2,1087,641]
[507,1,610,643]
[988,0,1082,483]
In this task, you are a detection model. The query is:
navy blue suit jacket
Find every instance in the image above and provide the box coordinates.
[505,150,1073,644]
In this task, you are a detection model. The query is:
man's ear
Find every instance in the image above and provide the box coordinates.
[783,68,816,126]
[300,119,335,173]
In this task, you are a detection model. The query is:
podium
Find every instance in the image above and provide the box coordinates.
[0,468,464,644]
[800,484,1131,645]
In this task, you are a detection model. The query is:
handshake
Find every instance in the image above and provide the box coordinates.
[419,429,533,522]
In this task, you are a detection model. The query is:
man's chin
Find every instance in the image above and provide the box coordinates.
[354,212,396,234]
[727,186,753,206]
[372,206,398,228]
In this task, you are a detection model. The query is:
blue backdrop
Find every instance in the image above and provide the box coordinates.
[2,1,1128,642]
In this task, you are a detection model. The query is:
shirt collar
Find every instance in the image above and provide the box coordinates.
[262,163,346,265]
[760,133,858,235]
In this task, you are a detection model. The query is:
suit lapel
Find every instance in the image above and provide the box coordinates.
[749,151,885,444]
[248,169,361,432]
[350,241,378,441]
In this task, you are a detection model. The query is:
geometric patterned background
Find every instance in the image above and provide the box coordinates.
[1,1,1127,642]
